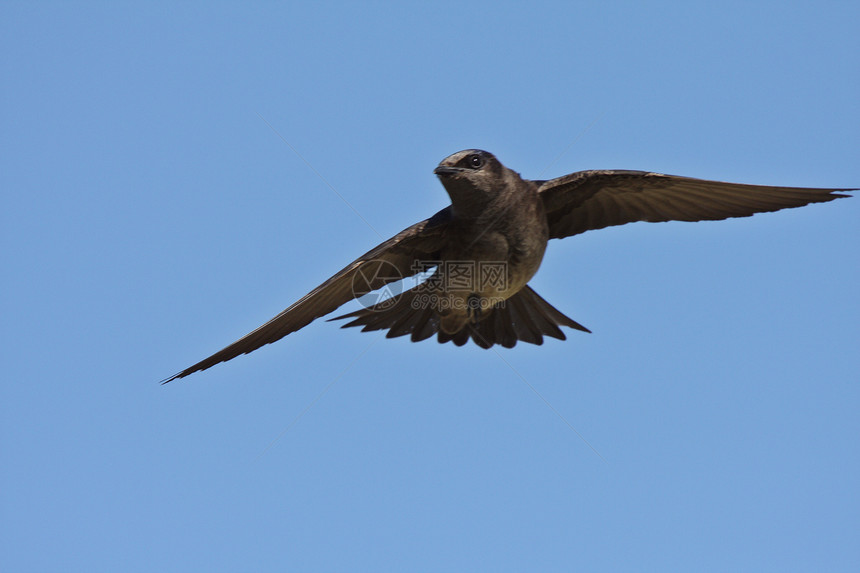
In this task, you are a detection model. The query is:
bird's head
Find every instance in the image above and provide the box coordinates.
[434,149,522,218]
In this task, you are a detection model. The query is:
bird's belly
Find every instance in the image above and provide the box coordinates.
[439,230,546,304]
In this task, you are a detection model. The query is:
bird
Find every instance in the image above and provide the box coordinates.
[162,149,854,383]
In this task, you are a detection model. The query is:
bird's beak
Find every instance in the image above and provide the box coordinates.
[434,165,465,176]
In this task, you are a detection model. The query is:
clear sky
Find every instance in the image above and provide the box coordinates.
[2,2,858,571]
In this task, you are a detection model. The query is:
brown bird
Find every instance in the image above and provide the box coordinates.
[162,149,854,383]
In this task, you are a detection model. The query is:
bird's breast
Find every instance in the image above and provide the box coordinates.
[439,225,547,301]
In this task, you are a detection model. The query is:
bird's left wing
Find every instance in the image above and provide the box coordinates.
[535,170,853,240]
[162,207,452,383]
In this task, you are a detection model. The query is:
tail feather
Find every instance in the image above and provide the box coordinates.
[411,310,438,341]
[470,315,495,348]
[518,285,591,338]
[453,328,471,347]
[506,293,543,344]
[328,284,590,348]
[387,302,422,338]
[525,286,591,334]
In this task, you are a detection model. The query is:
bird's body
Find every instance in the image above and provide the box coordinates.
[162,150,854,383]
[427,156,550,333]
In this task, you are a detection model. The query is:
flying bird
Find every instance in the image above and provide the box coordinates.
[162,150,853,383]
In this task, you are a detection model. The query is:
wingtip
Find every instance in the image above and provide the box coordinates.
[159,372,183,385]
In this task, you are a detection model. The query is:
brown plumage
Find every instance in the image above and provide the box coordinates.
[162,150,853,383]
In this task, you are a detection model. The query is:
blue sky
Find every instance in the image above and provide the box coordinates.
[2,2,858,571]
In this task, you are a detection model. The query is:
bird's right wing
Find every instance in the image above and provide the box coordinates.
[163,207,452,382]
[536,170,854,240]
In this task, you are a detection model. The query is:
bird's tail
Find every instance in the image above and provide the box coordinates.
[328,285,590,348]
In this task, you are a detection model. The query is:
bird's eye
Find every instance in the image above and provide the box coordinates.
[468,154,484,168]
